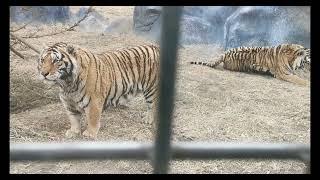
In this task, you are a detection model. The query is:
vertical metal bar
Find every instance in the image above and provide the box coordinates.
[153,6,182,174]
[306,164,310,174]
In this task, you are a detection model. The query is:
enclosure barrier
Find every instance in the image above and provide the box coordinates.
[9,7,310,174]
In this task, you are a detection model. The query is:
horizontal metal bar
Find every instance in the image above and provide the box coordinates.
[10,142,310,163]
[10,142,152,161]
[172,142,310,162]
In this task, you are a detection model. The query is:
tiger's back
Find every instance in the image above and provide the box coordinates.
[97,45,160,107]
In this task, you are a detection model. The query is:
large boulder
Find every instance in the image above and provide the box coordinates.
[133,6,310,48]
[133,6,238,44]
[224,6,310,49]
[74,7,109,33]
[10,6,71,23]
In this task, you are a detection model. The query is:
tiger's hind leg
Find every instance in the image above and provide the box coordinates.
[143,101,157,131]
[143,100,159,140]
[143,89,159,133]
[276,73,310,86]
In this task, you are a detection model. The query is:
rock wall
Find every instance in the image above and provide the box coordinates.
[10,6,70,23]
[133,6,310,49]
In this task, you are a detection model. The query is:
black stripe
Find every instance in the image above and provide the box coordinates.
[136,47,147,88]
[144,76,157,96]
[82,96,91,109]
[91,54,100,92]
[131,47,142,60]
[145,88,156,100]
[67,58,74,74]
[122,50,137,90]
[150,46,157,62]
[142,45,150,59]
[137,46,147,61]
[143,46,153,89]
[78,55,86,71]
[67,106,79,114]
[73,77,81,92]
[102,54,113,100]
[119,50,134,84]
[116,51,131,89]
[98,55,105,93]
[128,49,141,85]
[106,54,118,103]
[146,61,155,92]
[76,93,86,104]
[111,52,127,96]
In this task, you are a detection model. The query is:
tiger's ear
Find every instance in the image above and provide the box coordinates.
[282,46,294,55]
[66,45,75,55]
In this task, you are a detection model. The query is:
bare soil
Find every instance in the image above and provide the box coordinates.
[10,6,310,174]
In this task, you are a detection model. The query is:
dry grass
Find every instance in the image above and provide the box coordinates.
[10,6,310,174]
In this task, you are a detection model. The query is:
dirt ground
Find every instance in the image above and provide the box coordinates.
[10,6,310,174]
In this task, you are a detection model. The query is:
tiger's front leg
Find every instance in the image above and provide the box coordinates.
[60,96,81,138]
[82,97,104,140]
[65,110,81,138]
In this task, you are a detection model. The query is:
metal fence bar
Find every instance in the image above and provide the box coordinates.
[153,6,182,174]
[10,142,152,161]
[10,142,309,162]
[172,142,310,161]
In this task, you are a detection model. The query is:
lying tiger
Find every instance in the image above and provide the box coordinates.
[190,44,310,86]
[37,42,160,139]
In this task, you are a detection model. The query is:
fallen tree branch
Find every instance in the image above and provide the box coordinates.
[10,39,20,47]
[10,46,25,59]
[22,6,93,39]
[10,19,34,32]
[23,27,42,39]
[10,32,40,54]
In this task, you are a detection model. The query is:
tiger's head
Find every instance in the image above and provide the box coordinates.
[38,42,77,85]
[282,44,311,71]
[302,48,311,70]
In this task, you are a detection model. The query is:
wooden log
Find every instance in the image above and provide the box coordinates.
[10,46,25,59]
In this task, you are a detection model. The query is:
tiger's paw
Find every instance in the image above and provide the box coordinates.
[143,116,153,125]
[143,116,156,133]
[65,128,80,138]
[82,129,98,140]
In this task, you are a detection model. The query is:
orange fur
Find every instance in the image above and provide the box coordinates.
[38,42,160,139]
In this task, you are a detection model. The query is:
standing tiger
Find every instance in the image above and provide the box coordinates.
[190,44,310,86]
[38,42,160,139]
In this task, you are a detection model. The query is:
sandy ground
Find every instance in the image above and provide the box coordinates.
[10,6,310,174]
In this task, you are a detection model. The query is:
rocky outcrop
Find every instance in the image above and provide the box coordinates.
[10,6,70,23]
[133,6,310,48]
[133,6,237,44]
[223,6,310,49]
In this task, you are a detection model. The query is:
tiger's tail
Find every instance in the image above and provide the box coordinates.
[190,58,224,68]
